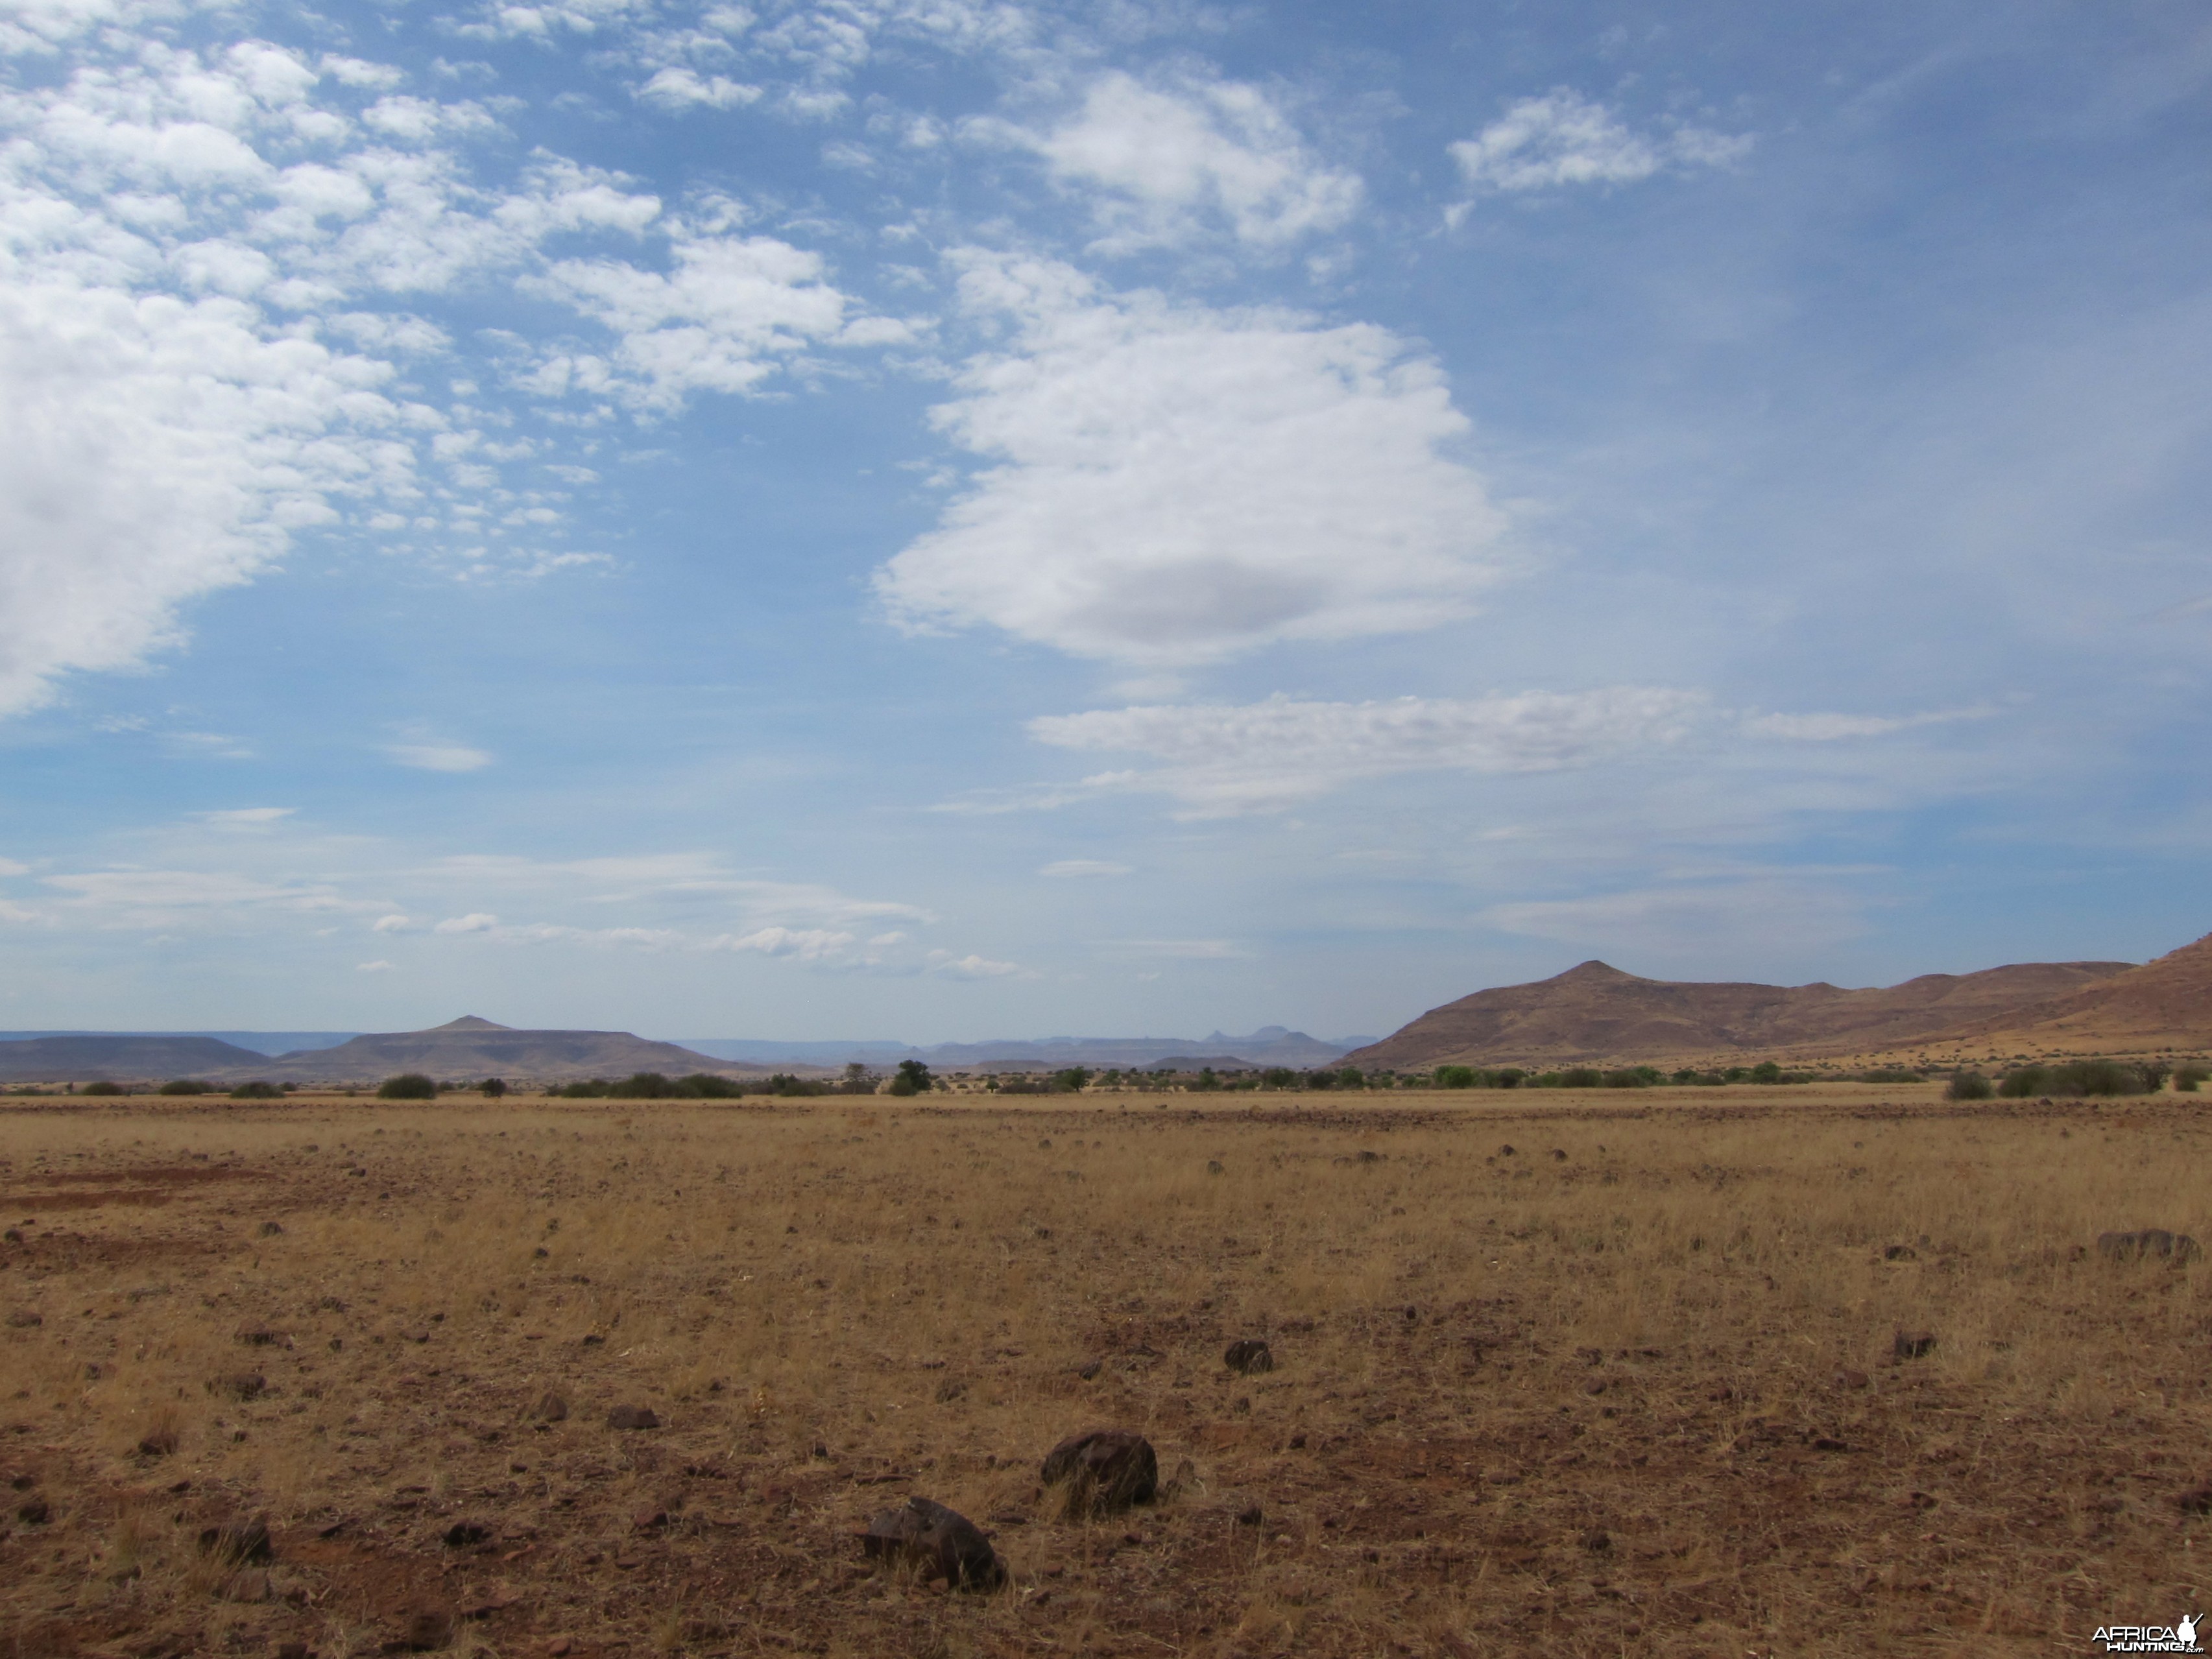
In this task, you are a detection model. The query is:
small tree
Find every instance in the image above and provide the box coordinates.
[479,1077,508,1098]
[81,1080,125,1095]
[378,1073,437,1101]
[230,1080,281,1099]
[1051,1066,1092,1093]
[158,1079,209,1095]
[887,1058,933,1097]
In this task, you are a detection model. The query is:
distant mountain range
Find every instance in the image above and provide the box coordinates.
[1346,937,2212,1069]
[677,1027,1368,1071]
[0,1018,1367,1082]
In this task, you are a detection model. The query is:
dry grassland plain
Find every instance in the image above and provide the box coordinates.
[1,1086,2207,1658]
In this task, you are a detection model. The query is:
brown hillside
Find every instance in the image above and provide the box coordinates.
[211,1016,765,1084]
[1346,957,2137,1070]
[1903,931,2212,1056]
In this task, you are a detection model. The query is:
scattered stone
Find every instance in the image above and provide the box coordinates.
[234,1322,280,1347]
[1833,1368,1871,1390]
[860,1496,1005,1590]
[2178,1486,2212,1515]
[199,1514,274,1565]
[2098,1230,2202,1265]
[1498,1144,1516,1158]
[211,1372,267,1402]
[1223,1339,1273,1375]
[222,1568,271,1603]
[398,1601,455,1651]
[17,1496,49,1524]
[1206,1160,1225,1176]
[607,1405,660,1431]
[1581,1529,1611,1553]
[136,1426,179,1457]
[258,1221,284,1237]
[442,1521,491,1547]
[4,1310,40,1329]
[1892,1330,1937,1361]
[277,1642,312,1659]
[1040,1427,1158,1516]
[531,1391,568,1423]
[631,1506,667,1531]
[1236,1503,1264,1527]
[0,1229,19,1244]
[1882,1245,1917,1261]
[1077,1360,1103,1381]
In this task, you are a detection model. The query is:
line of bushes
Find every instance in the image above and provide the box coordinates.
[1947,1058,2204,1101]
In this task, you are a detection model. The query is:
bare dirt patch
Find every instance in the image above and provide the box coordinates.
[0,1090,2206,1656]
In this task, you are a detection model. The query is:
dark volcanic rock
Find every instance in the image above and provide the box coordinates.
[211,1372,266,1402]
[860,1496,1005,1590]
[399,1601,455,1650]
[1223,1339,1274,1375]
[1040,1427,1159,1515]
[606,1404,660,1431]
[1892,1329,1937,1361]
[2098,1229,2202,1265]
[531,1390,568,1422]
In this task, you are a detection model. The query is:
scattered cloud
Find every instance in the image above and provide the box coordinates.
[371,913,411,933]
[636,67,762,110]
[1744,707,1996,741]
[385,743,494,772]
[876,253,1513,666]
[1040,859,1133,878]
[712,924,857,959]
[356,958,396,971]
[1028,688,1709,814]
[1011,71,1361,252]
[433,911,499,932]
[1447,90,1750,202]
[927,949,1024,978]
[200,807,295,825]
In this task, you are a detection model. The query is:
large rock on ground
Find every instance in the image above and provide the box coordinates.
[860,1496,1005,1590]
[1040,1427,1158,1515]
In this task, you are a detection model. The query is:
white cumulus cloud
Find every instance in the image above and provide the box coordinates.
[637,67,762,110]
[356,957,396,971]
[714,924,857,959]
[433,911,499,932]
[1028,688,1708,814]
[876,254,1513,666]
[927,949,1023,978]
[1039,859,1132,878]
[1016,71,1360,252]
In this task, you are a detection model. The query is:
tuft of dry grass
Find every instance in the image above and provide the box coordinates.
[0,1086,2207,1654]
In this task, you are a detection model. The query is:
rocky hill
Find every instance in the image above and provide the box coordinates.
[1899,931,2212,1057]
[212,1016,763,1084]
[1345,956,2139,1070]
[0,1034,270,1082]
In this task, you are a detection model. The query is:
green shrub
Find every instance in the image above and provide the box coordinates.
[1051,1067,1093,1093]
[479,1077,508,1098]
[1602,1067,1659,1088]
[2176,1064,2209,1093]
[768,1073,822,1097]
[1858,1068,1923,1084]
[376,1073,437,1101]
[80,1080,125,1095]
[885,1060,933,1098]
[1749,1060,1783,1084]
[1260,1066,1298,1090]
[1997,1065,2048,1098]
[606,1071,673,1099]
[229,1080,280,1099]
[2047,1059,2147,1097]
[158,1079,210,1095]
[1191,1068,1221,1092]
[1433,1065,1476,1089]
[1557,1067,1602,1089]
[1945,1069,1993,1101]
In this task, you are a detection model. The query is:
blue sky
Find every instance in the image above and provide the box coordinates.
[1,0,2207,1040]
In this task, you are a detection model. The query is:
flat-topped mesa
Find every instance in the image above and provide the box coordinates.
[1345,951,2150,1071]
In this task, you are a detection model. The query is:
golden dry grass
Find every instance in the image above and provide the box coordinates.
[1,1086,2207,1657]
